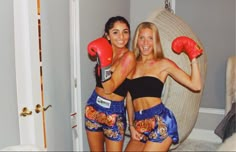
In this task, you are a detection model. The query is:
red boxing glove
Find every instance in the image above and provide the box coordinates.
[172,36,203,60]
[87,37,113,82]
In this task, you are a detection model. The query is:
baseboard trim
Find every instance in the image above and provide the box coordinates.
[199,107,225,115]
[189,128,222,143]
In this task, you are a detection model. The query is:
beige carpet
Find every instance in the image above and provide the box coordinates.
[172,138,220,151]
[123,137,221,151]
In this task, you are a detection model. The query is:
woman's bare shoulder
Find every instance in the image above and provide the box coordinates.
[159,58,178,70]
[122,50,136,61]
[159,58,172,64]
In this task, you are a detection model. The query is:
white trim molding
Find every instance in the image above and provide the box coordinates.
[199,107,225,115]
[69,0,83,151]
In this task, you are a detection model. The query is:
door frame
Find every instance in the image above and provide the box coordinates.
[69,0,83,151]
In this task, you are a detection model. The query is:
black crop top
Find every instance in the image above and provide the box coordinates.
[128,76,164,100]
[95,64,129,97]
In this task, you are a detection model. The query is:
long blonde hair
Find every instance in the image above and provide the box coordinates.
[132,22,164,59]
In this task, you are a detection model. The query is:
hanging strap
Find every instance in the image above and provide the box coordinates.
[164,0,173,13]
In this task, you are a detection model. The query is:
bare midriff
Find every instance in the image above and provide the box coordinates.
[95,87,125,102]
[133,97,162,112]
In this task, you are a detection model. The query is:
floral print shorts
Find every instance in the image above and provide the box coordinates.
[134,103,179,144]
[85,90,126,141]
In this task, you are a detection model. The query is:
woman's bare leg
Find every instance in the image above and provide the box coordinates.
[105,137,124,152]
[86,130,105,151]
[143,137,172,152]
[124,139,145,152]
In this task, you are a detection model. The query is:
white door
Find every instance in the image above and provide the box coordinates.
[14,0,83,151]
[14,0,45,149]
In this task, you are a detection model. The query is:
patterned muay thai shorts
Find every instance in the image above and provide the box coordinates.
[84,90,127,141]
[134,103,179,144]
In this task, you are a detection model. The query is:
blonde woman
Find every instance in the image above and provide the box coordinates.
[125,22,202,152]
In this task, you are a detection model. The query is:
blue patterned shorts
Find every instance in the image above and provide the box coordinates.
[85,90,127,141]
[134,103,179,144]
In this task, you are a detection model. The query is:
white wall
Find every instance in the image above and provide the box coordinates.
[130,0,164,39]
[176,0,235,109]
[40,0,73,150]
[0,0,20,149]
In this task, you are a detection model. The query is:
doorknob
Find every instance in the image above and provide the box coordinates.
[20,107,32,117]
[35,104,52,113]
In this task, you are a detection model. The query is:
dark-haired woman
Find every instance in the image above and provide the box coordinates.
[85,16,136,151]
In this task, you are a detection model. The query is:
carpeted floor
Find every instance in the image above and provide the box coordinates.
[171,138,220,151]
[123,133,222,151]
[123,137,221,151]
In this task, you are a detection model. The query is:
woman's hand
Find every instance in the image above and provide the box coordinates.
[129,126,143,141]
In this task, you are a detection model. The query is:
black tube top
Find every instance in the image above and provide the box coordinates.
[95,64,128,97]
[128,76,164,100]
